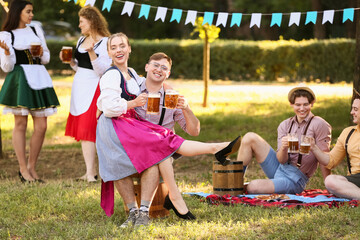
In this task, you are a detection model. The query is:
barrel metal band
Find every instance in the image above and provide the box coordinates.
[214,170,243,173]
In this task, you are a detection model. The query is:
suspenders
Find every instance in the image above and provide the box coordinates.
[287,115,315,167]
[345,128,356,174]
[128,70,167,126]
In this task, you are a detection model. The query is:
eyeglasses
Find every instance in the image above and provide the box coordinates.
[149,62,169,72]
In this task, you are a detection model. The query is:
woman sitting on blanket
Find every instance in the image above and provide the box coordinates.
[96,32,241,219]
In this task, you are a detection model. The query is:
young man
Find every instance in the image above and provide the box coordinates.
[236,85,331,194]
[310,94,360,200]
[115,52,200,227]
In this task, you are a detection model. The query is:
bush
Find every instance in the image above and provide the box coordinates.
[46,38,355,82]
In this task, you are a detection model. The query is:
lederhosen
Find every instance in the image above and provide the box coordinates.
[0,27,59,110]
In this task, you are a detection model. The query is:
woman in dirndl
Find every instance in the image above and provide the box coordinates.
[97,33,241,220]
[62,6,111,182]
[0,0,59,183]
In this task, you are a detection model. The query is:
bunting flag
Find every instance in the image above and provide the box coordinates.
[139,4,150,19]
[102,0,113,12]
[203,12,214,25]
[230,13,242,27]
[343,8,355,23]
[289,12,301,26]
[185,10,197,26]
[322,10,334,24]
[250,13,261,28]
[68,1,359,29]
[271,13,282,27]
[305,11,317,25]
[121,1,134,16]
[170,9,182,23]
[155,7,167,22]
[216,12,228,27]
[84,0,96,6]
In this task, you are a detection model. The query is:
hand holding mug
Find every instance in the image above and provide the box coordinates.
[135,93,148,107]
[176,95,188,109]
[0,40,10,55]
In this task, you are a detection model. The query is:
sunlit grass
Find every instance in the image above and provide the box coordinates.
[0,77,358,239]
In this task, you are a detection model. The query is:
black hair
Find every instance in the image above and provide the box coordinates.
[2,0,33,31]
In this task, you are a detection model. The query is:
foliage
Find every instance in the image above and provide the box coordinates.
[191,17,221,43]
[45,38,355,82]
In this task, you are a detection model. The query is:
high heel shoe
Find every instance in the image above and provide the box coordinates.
[18,171,34,183]
[163,194,196,220]
[215,136,241,166]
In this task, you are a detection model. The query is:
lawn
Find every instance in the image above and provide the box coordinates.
[0,78,359,239]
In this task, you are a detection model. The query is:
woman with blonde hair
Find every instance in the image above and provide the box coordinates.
[61,6,112,182]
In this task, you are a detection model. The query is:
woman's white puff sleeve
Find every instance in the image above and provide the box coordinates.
[0,31,16,72]
[97,69,128,117]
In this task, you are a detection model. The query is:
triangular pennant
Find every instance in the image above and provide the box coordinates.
[289,12,301,26]
[216,12,228,27]
[155,7,167,22]
[203,12,214,25]
[322,10,334,24]
[305,11,317,25]
[185,10,197,26]
[121,1,135,16]
[250,13,261,28]
[270,13,282,27]
[343,8,354,23]
[230,13,242,27]
[68,0,79,3]
[84,0,96,6]
[139,4,151,19]
[102,0,113,12]
[170,9,182,23]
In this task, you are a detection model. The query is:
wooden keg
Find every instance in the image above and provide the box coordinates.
[212,161,244,196]
[124,173,170,218]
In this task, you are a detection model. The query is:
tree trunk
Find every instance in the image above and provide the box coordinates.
[202,30,210,108]
[353,0,360,102]
[311,0,326,39]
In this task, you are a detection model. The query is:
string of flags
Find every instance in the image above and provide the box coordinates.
[69,0,358,28]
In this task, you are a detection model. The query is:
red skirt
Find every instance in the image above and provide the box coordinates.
[65,86,100,142]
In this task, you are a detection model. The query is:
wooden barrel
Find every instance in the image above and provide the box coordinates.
[213,161,244,195]
[124,174,170,219]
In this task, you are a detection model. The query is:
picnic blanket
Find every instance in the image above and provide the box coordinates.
[185,189,360,209]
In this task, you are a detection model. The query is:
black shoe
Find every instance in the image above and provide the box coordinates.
[18,171,34,184]
[163,194,196,220]
[34,179,45,184]
[215,136,241,166]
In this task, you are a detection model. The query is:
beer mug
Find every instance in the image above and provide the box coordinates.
[61,46,73,64]
[146,92,161,115]
[164,90,179,109]
[30,42,41,58]
[299,135,311,155]
[287,133,299,153]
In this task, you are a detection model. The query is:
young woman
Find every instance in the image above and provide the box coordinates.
[0,0,59,183]
[97,33,240,222]
[61,6,111,182]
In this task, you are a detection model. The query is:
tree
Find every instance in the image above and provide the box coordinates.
[191,17,220,107]
[353,0,360,102]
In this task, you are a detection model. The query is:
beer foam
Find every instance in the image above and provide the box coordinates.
[148,93,160,98]
[62,46,72,49]
[166,90,178,95]
[30,42,41,45]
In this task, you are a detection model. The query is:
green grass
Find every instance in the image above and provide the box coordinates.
[0,79,359,239]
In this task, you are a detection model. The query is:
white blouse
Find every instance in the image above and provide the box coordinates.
[0,25,50,73]
[97,68,144,118]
